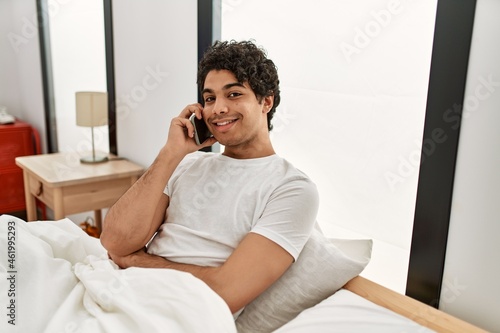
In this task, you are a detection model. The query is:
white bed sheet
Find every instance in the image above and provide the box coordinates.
[1,214,437,333]
[0,215,236,333]
[274,289,435,333]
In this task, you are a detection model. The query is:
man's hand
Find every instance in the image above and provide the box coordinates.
[108,247,150,269]
[164,103,217,159]
[109,248,198,272]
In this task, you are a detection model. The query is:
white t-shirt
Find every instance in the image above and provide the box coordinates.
[147,151,319,267]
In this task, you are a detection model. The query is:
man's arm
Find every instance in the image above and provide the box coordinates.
[109,171,319,313]
[100,155,173,256]
[109,232,293,314]
[100,104,217,256]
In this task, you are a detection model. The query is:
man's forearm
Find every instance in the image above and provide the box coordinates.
[100,104,216,256]
[110,250,227,303]
[109,249,239,311]
[109,233,295,315]
[100,146,183,255]
[115,249,213,276]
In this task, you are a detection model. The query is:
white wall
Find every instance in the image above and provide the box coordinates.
[0,1,20,114]
[221,0,437,293]
[112,0,198,168]
[440,0,500,331]
[1,0,47,152]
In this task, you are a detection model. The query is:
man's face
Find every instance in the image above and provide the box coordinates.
[201,69,273,152]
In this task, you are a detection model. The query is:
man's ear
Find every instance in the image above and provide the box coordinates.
[262,95,274,114]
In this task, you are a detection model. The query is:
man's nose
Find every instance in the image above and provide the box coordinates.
[213,100,228,114]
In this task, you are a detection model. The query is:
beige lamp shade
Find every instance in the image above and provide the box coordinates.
[76,92,108,127]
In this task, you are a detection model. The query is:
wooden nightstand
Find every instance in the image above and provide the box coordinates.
[15,152,144,230]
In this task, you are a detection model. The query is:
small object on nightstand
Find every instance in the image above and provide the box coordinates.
[0,106,15,124]
[75,92,109,163]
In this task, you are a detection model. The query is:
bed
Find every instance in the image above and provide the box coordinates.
[0,214,487,333]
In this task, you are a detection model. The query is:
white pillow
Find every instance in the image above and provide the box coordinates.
[235,228,372,333]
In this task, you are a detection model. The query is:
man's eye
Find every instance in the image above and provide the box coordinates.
[229,92,242,98]
[204,96,215,103]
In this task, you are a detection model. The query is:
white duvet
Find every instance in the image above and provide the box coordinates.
[0,215,236,333]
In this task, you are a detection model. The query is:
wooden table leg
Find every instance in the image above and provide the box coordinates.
[94,209,102,232]
[53,188,65,220]
[22,172,37,221]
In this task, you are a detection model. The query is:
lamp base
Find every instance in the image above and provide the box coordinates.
[80,155,109,164]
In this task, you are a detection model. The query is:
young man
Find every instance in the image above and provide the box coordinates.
[100,41,319,315]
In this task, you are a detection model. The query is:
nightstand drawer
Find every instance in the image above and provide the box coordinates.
[61,177,134,215]
[27,174,54,209]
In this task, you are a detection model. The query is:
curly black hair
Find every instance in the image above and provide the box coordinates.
[197,40,281,131]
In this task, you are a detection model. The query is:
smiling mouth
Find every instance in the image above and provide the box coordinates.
[214,119,237,126]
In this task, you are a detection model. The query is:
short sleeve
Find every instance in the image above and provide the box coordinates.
[250,177,319,260]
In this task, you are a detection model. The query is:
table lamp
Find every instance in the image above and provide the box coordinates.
[75,91,109,163]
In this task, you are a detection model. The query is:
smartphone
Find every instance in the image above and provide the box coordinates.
[189,114,213,145]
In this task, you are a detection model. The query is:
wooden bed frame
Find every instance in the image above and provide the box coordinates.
[343,276,488,333]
